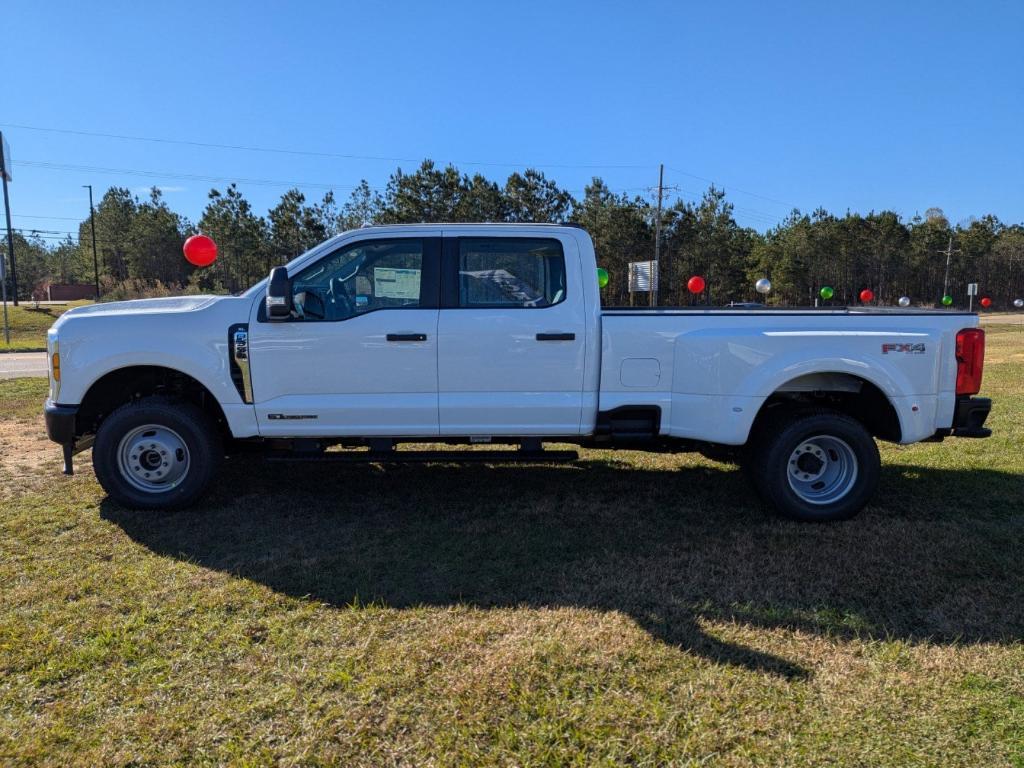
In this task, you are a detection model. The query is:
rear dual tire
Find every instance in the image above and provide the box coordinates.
[746,409,880,522]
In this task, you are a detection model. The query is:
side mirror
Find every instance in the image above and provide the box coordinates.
[266,266,293,320]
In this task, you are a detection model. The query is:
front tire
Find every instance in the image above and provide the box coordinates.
[747,409,880,522]
[93,397,222,510]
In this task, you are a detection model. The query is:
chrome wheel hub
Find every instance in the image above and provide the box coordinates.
[117,424,190,493]
[786,435,858,505]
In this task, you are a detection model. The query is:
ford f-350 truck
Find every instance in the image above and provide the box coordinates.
[44,224,991,521]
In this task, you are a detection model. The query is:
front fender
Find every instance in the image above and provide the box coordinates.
[65,351,240,407]
[51,296,261,438]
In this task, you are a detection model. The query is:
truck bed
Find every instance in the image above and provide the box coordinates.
[598,308,978,446]
[602,306,977,316]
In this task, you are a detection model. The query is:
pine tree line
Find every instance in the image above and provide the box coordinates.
[6,160,1024,308]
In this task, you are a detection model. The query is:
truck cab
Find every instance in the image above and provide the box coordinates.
[249,226,597,438]
[44,224,991,522]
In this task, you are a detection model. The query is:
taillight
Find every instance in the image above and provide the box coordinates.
[955,328,985,395]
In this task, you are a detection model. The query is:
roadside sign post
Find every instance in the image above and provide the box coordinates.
[967,282,978,312]
[628,261,658,306]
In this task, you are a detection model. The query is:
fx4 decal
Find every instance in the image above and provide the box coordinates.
[882,342,926,355]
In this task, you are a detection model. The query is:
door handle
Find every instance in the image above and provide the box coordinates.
[536,333,575,341]
[386,333,427,342]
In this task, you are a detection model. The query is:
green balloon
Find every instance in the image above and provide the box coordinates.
[819,286,834,300]
[596,267,609,289]
[941,295,953,306]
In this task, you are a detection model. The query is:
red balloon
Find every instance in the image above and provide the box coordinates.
[183,234,218,267]
[687,275,706,294]
[859,289,874,303]
[980,297,992,308]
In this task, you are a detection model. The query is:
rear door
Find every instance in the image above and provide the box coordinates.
[437,233,587,435]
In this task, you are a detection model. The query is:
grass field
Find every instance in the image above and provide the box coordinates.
[0,302,92,352]
[1,326,1022,766]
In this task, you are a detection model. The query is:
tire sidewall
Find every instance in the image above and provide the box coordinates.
[759,413,880,522]
[93,399,220,510]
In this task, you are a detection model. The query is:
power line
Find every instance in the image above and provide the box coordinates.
[12,229,288,257]
[0,122,655,171]
[14,160,370,192]
[13,159,659,199]
[14,163,671,219]
[13,213,87,221]
[653,186,782,226]
[13,228,76,236]
[664,166,798,210]
[1,122,800,210]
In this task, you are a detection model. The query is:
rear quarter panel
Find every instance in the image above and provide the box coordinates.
[600,311,976,445]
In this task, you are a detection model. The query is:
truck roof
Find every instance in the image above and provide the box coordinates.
[353,222,584,231]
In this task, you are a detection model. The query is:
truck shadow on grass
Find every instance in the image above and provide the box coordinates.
[102,456,1024,680]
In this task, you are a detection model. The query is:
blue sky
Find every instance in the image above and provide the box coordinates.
[3,0,1022,241]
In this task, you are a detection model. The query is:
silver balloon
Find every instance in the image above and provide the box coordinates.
[898,296,911,308]
[1015,298,1024,308]
[755,278,772,295]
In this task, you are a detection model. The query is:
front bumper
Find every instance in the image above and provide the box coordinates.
[951,396,992,438]
[44,399,80,475]
[44,399,78,445]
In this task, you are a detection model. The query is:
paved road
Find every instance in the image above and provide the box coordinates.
[0,352,48,380]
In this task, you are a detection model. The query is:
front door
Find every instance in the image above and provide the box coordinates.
[437,234,587,435]
[248,235,441,437]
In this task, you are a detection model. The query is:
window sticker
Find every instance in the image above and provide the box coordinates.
[373,267,420,299]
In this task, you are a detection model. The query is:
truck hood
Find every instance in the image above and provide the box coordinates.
[56,295,222,322]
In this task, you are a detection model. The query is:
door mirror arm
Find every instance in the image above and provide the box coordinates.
[266,266,293,320]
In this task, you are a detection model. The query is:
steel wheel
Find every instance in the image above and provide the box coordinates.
[116,424,191,493]
[786,435,858,505]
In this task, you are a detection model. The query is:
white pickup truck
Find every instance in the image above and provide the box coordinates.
[44,224,991,521]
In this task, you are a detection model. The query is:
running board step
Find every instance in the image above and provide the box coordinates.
[265,449,579,464]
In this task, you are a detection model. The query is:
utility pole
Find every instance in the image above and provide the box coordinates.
[938,235,960,300]
[83,185,100,298]
[651,163,663,307]
[1,131,17,307]
[0,132,9,341]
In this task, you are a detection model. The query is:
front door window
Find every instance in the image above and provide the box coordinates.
[290,239,428,321]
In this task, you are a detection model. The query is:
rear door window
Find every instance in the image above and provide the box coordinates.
[457,238,566,308]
